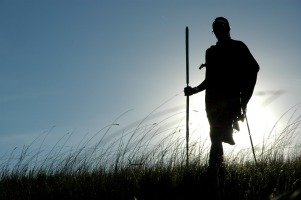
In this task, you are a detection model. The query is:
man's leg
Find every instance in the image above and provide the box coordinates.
[209,140,224,170]
[206,128,225,200]
[208,128,224,174]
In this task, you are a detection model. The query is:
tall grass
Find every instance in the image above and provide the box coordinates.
[0,101,300,200]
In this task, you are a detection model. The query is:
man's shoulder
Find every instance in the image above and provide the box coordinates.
[230,39,248,48]
[206,39,249,55]
[206,39,246,49]
[206,45,217,53]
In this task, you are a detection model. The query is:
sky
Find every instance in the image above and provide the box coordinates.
[0,1,301,158]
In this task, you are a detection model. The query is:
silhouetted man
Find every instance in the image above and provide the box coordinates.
[184,17,259,196]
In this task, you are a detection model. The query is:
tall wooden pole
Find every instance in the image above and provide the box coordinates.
[185,27,189,167]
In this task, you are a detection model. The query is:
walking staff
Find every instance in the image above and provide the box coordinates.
[185,26,190,166]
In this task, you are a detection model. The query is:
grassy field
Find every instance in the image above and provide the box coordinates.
[1,156,300,200]
[0,106,300,200]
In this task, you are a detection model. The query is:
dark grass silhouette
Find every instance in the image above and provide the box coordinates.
[0,100,300,200]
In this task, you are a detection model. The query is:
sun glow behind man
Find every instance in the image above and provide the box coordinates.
[184,95,278,159]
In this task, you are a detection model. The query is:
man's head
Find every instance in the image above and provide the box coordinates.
[212,17,231,40]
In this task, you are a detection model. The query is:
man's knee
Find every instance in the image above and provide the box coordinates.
[210,126,232,142]
[210,127,223,142]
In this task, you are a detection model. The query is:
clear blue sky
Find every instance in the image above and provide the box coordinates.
[0,1,300,154]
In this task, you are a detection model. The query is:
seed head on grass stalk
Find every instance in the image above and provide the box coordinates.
[122,94,180,159]
[127,114,185,166]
